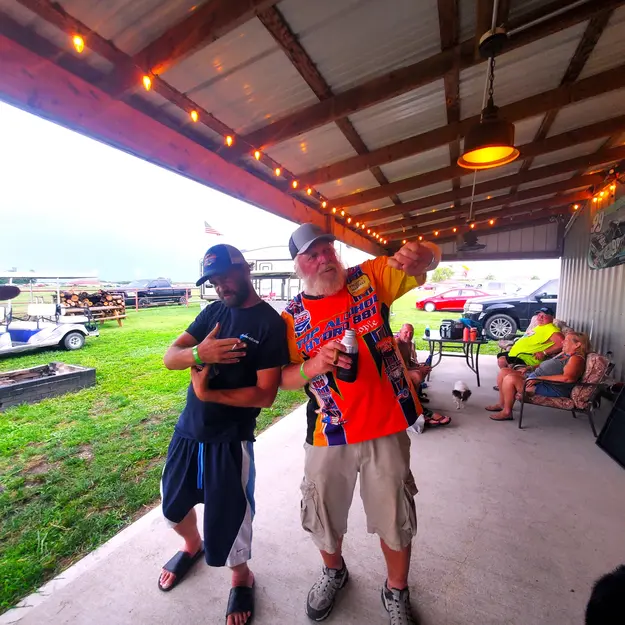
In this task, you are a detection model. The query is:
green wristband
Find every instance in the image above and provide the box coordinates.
[192,346,203,366]
[300,362,310,381]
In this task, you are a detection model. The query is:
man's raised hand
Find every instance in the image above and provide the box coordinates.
[196,322,246,365]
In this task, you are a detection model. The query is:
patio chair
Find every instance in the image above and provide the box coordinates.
[517,353,614,437]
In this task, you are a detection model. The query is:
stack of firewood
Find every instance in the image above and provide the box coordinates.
[60,290,125,310]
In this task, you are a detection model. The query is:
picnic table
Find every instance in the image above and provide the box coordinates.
[423,330,488,387]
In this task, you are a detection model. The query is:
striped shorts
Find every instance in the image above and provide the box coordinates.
[160,433,255,567]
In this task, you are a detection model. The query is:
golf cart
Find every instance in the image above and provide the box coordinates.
[0,286,99,357]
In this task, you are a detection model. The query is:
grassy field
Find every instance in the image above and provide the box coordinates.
[0,305,304,611]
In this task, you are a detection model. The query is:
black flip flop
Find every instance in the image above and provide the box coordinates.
[226,583,255,624]
[158,542,204,592]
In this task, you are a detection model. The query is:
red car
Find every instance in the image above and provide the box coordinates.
[416,288,489,312]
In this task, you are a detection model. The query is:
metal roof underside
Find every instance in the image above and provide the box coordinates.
[1,0,625,257]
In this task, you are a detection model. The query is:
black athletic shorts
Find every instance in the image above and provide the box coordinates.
[497,352,528,367]
[160,434,255,568]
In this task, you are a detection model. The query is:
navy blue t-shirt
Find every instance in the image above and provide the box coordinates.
[175,300,289,442]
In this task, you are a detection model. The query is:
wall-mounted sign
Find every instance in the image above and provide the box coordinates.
[589,195,625,270]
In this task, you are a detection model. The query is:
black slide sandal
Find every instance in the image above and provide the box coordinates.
[226,583,255,624]
[158,542,204,592]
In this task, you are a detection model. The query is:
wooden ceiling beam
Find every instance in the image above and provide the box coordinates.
[257,5,403,206]
[242,0,625,149]
[379,178,598,236]
[507,8,614,203]
[341,144,625,214]
[351,117,625,222]
[102,0,278,96]
[427,208,568,245]
[438,0,461,203]
[0,32,382,256]
[393,193,588,242]
[298,64,625,187]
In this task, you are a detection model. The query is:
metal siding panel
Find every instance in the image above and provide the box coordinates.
[348,80,448,150]
[529,139,606,168]
[559,201,625,380]
[277,0,442,92]
[61,0,202,55]
[398,181,454,203]
[517,173,575,191]
[315,170,380,198]
[460,162,523,186]
[264,125,359,175]
[379,145,451,182]
[579,5,625,79]
[459,22,587,119]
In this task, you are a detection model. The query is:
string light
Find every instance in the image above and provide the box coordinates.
[332,207,337,214]
[361,224,366,229]
[72,35,85,54]
[402,239,407,244]
[610,184,616,192]
[142,75,152,91]
[347,217,352,224]
[489,219,495,225]
[322,201,327,208]
[307,188,313,195]
[434,231,439,236]
[367,229,371,234]
[593,197,598,203]
[573,204,579,211]
[190,110,199,122]
[453,227,457,233]
[470,223,476,229]
[274,167,281,176]
[355,221,360,227]
[418,235,423,241]
[292,180,298,189]
[225,135,234,147]
[254,150,261,160]
[340,210,345,217]
[599,191,605,197]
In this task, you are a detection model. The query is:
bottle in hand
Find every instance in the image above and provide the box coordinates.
[336,329,359,383]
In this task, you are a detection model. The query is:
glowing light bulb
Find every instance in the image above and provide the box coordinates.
[340,210,345,217]
[470,223,475,229]
[322,201,327,208]
[453,227,457,233]
[275,167,281,176]
[190,110,199,122]
[347,217,352,224]
[610,184,616,192]
[72,35,85,54]
[292,180,298,189]
[593,197,598,203]
[402,239,407,244]
[489,219,495,225]
[573,204,579,210]
[142,75,152,91]
[225,135,234,147]
[434,231,439,236]
[254,150,261,160]
[599,191,605,197]
[307,188,312,195]
[332,207,337,214]
[356,222,360,227]
[418,236,423,241]
[367,229,371,234]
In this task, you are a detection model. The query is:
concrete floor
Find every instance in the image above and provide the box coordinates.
[3,355,625,625]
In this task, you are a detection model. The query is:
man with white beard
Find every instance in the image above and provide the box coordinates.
[280,223,441,625]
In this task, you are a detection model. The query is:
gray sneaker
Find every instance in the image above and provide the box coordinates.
[381,583,417,625]
[306,559,349,621]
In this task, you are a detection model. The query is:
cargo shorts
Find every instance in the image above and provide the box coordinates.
[300,430,417,553]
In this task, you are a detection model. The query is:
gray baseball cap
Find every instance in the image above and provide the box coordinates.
[288,223,336,259]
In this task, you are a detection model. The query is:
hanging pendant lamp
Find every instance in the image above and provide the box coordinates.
[458,47,519,170]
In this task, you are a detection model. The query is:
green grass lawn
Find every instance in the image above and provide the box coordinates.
[0,305,304,612]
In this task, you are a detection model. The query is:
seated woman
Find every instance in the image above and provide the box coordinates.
[487,332,589,421]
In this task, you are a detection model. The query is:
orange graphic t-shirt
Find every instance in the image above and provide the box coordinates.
[282,257,425,446]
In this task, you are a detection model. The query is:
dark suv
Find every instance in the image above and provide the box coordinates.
[463,279,559,340]
[120,279,188,308]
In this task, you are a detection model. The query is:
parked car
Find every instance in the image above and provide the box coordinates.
[119,279,188,308]
[463,279,559,339]
[416,288,489,312]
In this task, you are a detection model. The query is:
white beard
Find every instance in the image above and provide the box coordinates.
[301,265,347,297]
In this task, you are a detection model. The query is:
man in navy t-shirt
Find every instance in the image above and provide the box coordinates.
[158,244,289,625]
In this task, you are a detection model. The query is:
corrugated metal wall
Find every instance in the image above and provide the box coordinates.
[559,204,625,381]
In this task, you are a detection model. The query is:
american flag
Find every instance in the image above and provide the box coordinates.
[204,221,222,236]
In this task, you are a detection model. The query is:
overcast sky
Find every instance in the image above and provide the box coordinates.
[1,102,560,283]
